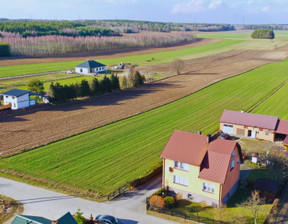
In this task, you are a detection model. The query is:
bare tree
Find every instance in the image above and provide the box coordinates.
[172,58,184,75]
[237,190,264,224]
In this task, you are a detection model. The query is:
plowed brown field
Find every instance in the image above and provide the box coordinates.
[1,45,288,155]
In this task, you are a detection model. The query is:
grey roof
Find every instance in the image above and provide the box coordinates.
[75,60,106,68]
[1,89,31,97]
[11,215,52,224]
[220,110,279,130]
[58,212,77,224]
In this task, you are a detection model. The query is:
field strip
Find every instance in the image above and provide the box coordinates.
[0,39,241,78]
[247,79,288,113]
[1,58,288,197]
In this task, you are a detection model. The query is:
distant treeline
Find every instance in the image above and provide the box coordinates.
[49,74,120,101]
[240,24,288,30]
[251,29,275,39]
[0,42,10,56]
[85,20,235,33]
[0,19,235,36]
[0,21,119,37]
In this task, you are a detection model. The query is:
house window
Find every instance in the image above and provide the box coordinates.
[173,175,188,186]
[230,160,235,170]
[14,103,16,107]
[237,157,239,164]
[174,161,189,171]
[5,96,8,98]
[231,150,235,157]
[259,128,263,131]
[202,183,215,193]
[265,132,269,135]
[12,97,15,99]
[80,69,83,72]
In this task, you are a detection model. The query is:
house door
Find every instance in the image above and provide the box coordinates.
[248,130,256,138]
[223,124,233,134]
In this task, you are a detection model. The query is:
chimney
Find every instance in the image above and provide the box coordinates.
[198,131,202,135]
[241,109,244,113]
[52,221,59,224]
[207,134,211,143]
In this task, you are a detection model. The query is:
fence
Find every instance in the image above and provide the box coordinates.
[146,197,229,224]
[107,184,129,201]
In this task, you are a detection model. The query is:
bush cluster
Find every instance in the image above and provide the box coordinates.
[49,74,120,101]
[149,188,178,209]
[121,69,146,89]
[251,29,275,39]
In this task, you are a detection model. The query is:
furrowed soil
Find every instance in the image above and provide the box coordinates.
[1,44,288,155]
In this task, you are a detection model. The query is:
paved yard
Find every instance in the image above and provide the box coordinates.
[0,177,178,224]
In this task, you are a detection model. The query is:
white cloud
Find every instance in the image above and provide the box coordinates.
[208,0,222,9]
[262,6,270,12]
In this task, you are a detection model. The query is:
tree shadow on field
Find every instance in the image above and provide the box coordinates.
[0,81,175,121]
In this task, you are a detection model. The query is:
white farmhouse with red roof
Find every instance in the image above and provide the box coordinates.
[160,130,243,207]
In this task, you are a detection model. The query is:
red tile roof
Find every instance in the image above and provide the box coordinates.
[284,136,288,145]
[160,130,208,166]
[220,110,278,130]
[161,130,241,184]
[198,151,231,184]
[275,120,288,135]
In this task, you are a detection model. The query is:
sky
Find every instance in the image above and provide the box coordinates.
[0,0,287,24]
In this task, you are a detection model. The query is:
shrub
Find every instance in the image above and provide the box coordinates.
[164,196,177,208]
[154,188,167,197]
[251,29,275,39]
[149,195,165,208]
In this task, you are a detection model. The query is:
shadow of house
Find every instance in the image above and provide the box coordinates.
[254,178,280,202]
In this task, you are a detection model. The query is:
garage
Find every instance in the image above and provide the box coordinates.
[223,124,234,134]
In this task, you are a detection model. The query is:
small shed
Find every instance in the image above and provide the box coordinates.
[75,60,106,75]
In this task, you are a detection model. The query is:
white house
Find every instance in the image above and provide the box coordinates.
[75,60,106,75]
[1,89,36,110]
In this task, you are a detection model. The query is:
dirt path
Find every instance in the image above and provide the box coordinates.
[1,46,288,155]
[0,38,219,66]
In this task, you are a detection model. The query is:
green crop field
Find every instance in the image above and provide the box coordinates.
[252,81,288,120]
[1,59,288,198]
[0,39,241,78]
[0,73,103,93]
[197,32,252,39]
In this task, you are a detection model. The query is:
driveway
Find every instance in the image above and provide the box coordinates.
[0,176,178,224]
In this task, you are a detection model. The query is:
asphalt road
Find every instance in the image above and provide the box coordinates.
[0,176,178,224]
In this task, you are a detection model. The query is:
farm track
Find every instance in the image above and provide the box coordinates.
[1,45,288,155]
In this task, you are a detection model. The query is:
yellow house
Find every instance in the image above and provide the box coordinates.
[161,130,243,207]
[220,110,288,143]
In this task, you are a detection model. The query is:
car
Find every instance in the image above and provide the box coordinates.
[95,214,118,224]
[220,133,230,139]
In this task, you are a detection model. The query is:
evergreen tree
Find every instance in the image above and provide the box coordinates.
[79,79,90,97]
[91,78,100,95]
[121,76,128,89]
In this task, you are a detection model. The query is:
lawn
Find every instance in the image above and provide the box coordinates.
[252,82,288,120]
[175,193,272,223]
[0,39,241,78]
[197,32,252,39]
[1,59,288,198]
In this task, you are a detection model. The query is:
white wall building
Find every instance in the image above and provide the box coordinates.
[75,60,106,75]
[1,89,32,110]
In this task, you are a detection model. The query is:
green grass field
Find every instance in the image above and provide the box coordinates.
[1,59,288,197]
[197,32,252,39]
[0,73,103,93]
[0,39,241,78]
[252,81,288,120]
